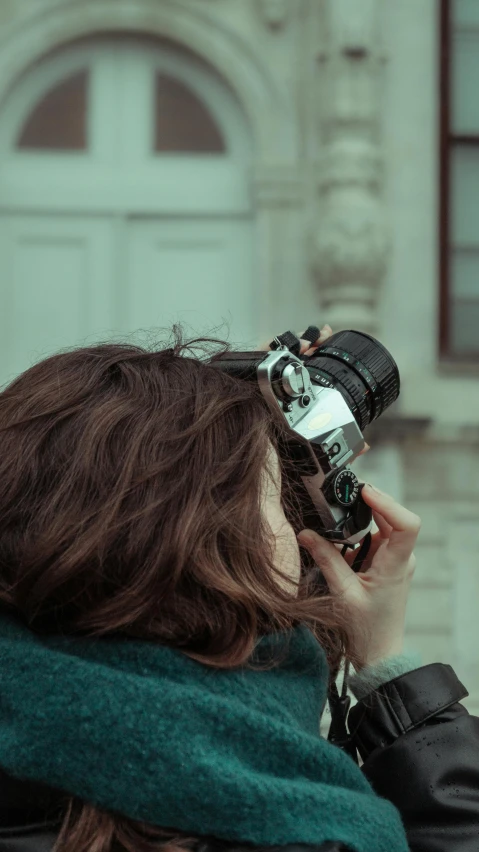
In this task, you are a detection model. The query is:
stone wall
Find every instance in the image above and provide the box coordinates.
[404,432,479,714]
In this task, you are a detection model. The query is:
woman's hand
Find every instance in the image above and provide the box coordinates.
[260,325,334,355]
[297,485,421,670]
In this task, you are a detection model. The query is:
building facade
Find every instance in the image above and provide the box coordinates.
[0,0,477,710]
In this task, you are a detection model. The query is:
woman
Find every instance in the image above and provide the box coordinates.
[0,325,477,852]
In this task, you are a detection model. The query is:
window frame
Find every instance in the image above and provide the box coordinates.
[439,0,479,362]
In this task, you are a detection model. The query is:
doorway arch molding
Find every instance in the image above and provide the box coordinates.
[0,0,298,163]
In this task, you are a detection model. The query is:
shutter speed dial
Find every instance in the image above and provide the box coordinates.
[327,469,360,507]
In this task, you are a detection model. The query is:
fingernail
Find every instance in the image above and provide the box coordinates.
[365,483,386,496]
[320,324,331,334]
[357,443,371,457]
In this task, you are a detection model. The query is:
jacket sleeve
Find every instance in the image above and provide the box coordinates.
[347,663,479,852]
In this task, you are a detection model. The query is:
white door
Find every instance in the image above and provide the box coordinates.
[123,218,254,345]
[0,214,116,383]
[0,37,254,386]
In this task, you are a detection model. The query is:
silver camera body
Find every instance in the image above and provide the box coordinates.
[256,346,371,545]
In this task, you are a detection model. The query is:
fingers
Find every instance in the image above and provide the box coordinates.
[260,323,333,353]
[342,529,385,568]
[371,509,392,540]
[297,529,357,596]
[301,324,332,356]
[362,484,421,561]
[357,442,371,457]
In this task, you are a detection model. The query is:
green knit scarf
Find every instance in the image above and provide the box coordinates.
[0,612,409,852]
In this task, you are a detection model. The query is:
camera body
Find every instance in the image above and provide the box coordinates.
[213,345,372,545]
[213,329,400,546]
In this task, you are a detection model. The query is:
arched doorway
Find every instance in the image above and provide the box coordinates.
[0,36,254,386]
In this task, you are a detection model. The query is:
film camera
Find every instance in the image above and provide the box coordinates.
[213,328,400,549]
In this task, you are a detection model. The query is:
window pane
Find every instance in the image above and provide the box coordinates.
[452,32,479,133]
[154,74,226,153]
[451,248,479,298]
[451,146,479,244]
[17,71,88,151]
[450,298,479,353]
[453,0,479,27]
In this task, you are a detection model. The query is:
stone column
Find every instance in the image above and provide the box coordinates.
[312,0,389,335]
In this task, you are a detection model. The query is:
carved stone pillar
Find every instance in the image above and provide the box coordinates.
[312,0,389,335]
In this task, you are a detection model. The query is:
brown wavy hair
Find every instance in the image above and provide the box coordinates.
[0,330,353,852]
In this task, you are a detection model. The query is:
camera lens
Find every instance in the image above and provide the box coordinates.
[303,330,400,431]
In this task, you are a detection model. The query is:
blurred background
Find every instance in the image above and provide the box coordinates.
[0,0,477,709]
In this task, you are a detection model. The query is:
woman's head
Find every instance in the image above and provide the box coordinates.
[0,331,351,670]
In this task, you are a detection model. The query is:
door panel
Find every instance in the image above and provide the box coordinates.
[123,218,256,346]
[0,215,115,387]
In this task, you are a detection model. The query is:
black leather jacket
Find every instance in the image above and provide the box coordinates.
[1,663,478,852]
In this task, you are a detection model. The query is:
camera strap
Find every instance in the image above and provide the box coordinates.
[327,532,372,764]
[327,666,356,762]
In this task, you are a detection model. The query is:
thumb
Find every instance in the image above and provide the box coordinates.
[297,529,353,596]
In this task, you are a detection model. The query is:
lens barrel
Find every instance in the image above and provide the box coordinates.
[303,330,400,431]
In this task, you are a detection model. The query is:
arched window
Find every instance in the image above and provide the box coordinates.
[154,74,225,153]
[17,71,88,151]
[0,37,252,212]
[13,56,228,156]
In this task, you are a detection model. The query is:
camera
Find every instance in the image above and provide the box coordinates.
[213,330,400,546]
